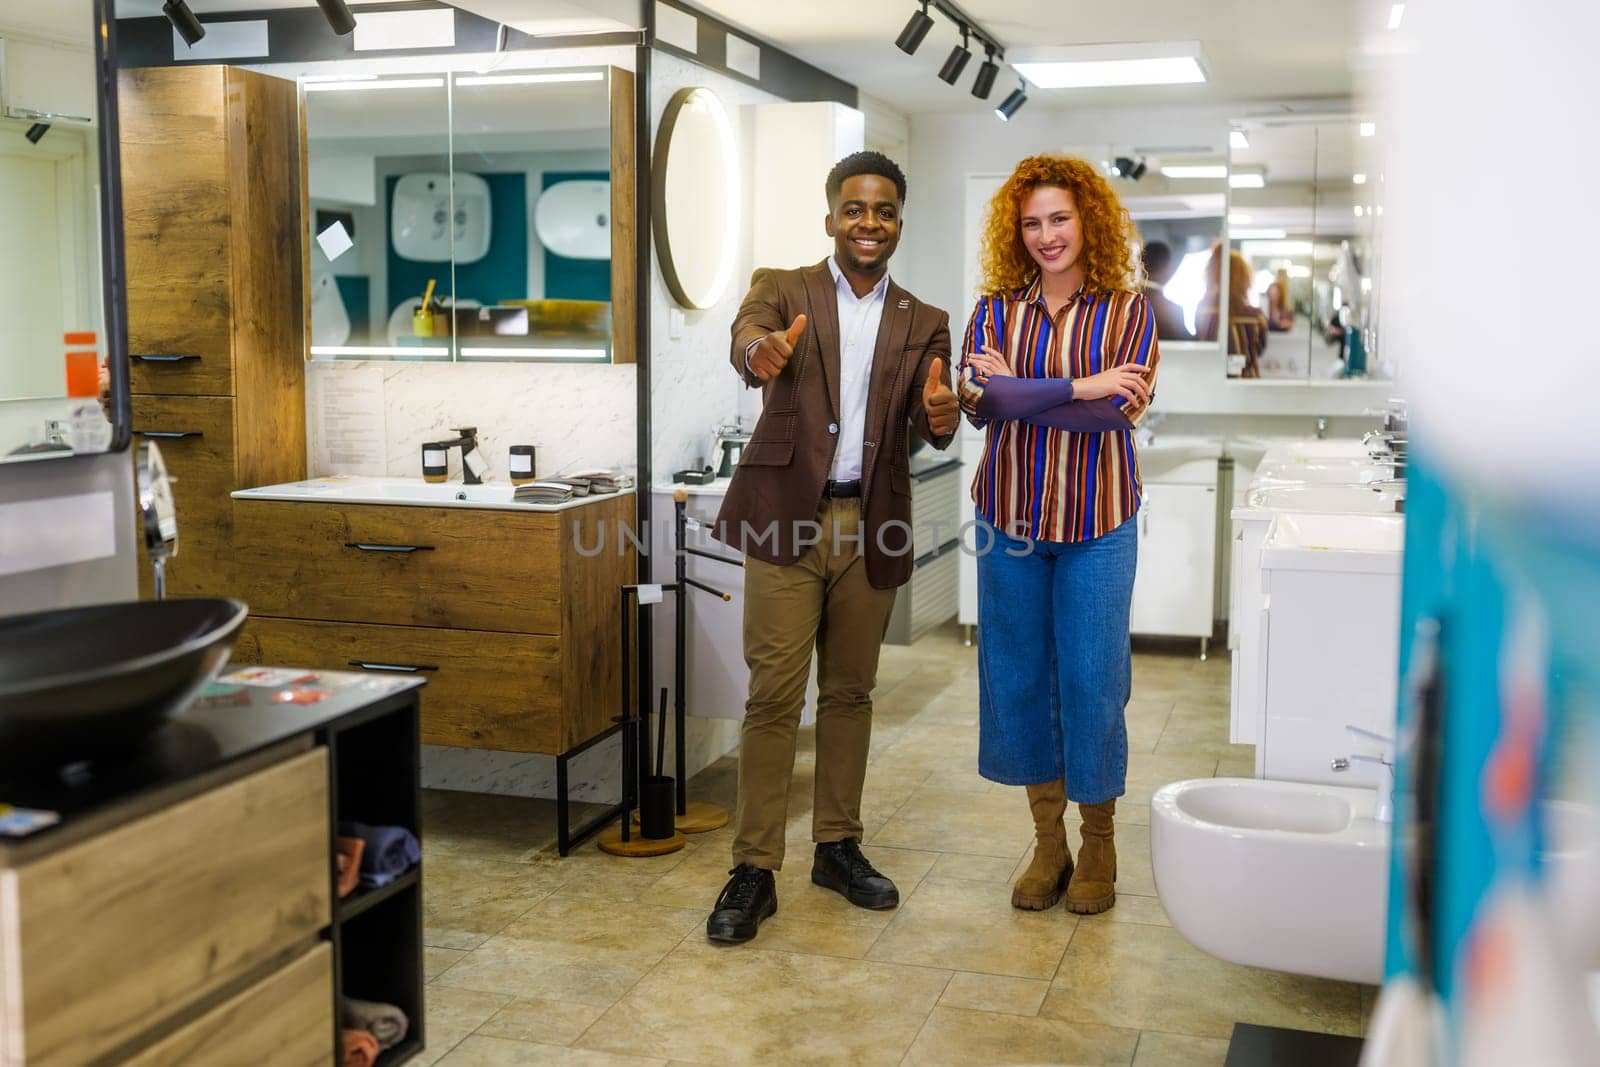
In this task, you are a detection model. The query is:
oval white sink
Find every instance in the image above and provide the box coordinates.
[1175,779,1354,834]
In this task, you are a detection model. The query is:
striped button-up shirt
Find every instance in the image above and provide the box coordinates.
[957,277,1159,544]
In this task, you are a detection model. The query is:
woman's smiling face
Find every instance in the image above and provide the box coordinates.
[1020,184,1082,279]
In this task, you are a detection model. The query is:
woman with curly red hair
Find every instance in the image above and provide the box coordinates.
[957,154,1159,916]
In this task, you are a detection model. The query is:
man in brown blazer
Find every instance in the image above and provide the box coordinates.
[706,151,959,944]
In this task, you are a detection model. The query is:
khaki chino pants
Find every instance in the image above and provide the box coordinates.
[733,498,898,870]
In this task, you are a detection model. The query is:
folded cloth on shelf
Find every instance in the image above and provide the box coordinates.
[334,835,365,898]
[341,1029,379,1067]
[342,998,409,1050]
[338,821,420,889]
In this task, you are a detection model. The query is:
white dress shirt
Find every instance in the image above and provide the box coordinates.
[826,257,889,482]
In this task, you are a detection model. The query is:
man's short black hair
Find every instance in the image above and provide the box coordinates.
[1142,240,1173,277]
[825,151,907,206]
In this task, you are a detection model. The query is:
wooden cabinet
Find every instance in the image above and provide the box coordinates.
[119,65,306,599]
[0,750,330,1067]
[233,493,635,757]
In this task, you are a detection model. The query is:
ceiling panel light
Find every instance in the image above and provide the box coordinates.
[1011,41,1206,89]
[1229,129,1249,150]
[1288,265,1313,279]
[1242,240,1312,256]
[1360,121,1377,137]
[939,29,973,85]
[1229,171,1265,189]
[1233,228,1288,240]
[1228,211,1252,224]
[1387,3,1406,30]
[1162,164,1226,179]
[1354,205,1365,217]
[895,3,935,55]
[303,77,446,93]
[995,85,1027,121]
[1353,173,1368,185]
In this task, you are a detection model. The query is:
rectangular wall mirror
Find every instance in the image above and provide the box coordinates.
[1225,115,1389,382]
[299,65,624,364]
[0,0,127,463]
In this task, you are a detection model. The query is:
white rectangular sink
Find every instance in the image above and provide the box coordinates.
[232,476,634,512]
[1137,435,1224,484]
[1262,512,1405,573]
[1247,484,1403,515]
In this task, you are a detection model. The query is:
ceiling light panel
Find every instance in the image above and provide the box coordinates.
[1010,42,1207,89]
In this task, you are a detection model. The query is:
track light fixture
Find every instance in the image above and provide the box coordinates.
[163,0,205,46]
[25,123,50,145]
[971,46,999,99]
[1112,156,1148,181]
[316,0,357,36]
[895,2,935,55]
[995,84,1027,121]
[939,26,972,85]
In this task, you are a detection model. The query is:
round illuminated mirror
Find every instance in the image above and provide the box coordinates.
[652,87,739,310]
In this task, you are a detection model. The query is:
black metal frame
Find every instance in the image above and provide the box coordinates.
[554,719,628,857]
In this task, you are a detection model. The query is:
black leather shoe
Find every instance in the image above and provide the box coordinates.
[706,863,778,944]
[811,838,899,910]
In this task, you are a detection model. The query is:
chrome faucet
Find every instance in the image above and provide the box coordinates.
[1315,417,1328,439]
[1331,724,1395,823]
[431,426,486,485]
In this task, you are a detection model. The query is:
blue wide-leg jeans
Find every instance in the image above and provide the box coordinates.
[974,510,1137,803]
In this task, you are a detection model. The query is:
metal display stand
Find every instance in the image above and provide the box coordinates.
[597,491,738,855]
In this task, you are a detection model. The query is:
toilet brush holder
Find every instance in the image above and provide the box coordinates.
[640,776,676,839]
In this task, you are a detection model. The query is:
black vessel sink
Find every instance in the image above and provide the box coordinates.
[0,598,248,773]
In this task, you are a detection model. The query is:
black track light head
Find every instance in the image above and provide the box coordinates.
[971,50,999,100]
[25,123,50,145]
[316,0,358,36]
[939,28,972,85]
[995,85,1027,122]
[163,0,205,46]
[895,3,935,55]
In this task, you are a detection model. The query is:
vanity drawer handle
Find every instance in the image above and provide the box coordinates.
[348,661,439,673]
[132,353,202,363]
[344,542,436,553]
[135,430,204,439]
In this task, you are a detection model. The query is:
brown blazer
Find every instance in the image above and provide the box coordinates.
[712,260,955,590]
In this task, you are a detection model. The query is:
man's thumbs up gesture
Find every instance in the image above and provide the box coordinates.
[922,357,958,438]
[749,314,807,382]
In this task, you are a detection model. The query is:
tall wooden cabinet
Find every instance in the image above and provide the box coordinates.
[119,65,306,598]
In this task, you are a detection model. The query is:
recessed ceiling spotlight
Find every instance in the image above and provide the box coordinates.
[895,2,935,55]
[995,84,1027,121]
[317,0,357,36]
[971,47,999,100]
[1353,173,1368,185]
[1360,121,1377,137]
[939,27,973,85]
[1230,129,1249,150]
[163,0,205,46]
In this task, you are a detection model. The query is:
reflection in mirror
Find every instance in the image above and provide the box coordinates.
[304,73,454,362]
[1119,159,1225,347]
[1226,117,1388,381]
[0,1,115,462]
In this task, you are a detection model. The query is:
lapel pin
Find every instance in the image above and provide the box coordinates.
[897,298,910,309]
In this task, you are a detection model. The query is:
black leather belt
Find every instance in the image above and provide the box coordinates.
[823,479,861,499]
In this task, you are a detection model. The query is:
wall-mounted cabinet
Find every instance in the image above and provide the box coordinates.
[299,65,636,365]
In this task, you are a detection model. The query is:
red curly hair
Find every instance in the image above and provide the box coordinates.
[978,155,1141,297]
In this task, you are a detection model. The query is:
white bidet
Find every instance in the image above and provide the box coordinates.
[1151,778,1389,984]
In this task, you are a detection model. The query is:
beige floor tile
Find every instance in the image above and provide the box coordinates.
[540,841,695,904]
[431,937,666,1009]
[475,997,608,1046]
[424,854,573,946]
[927,851,1020,883]
[1215,750,1258,778]
[742,914,885,959]
[867,877,1077,980]
[1154,702,1246,760]
[1042,922,1364,1040]
[495,895,705,955]
[1085,891,1171,928]
[426,946,469,981]
[1131,1030,1230,1066]
[426,791,606,862]
[412,986,515,1067]
[901,1006,1140,1066]
[1126,698,1176,755]
[868,786,1034,859]
[576,941,950,1065]
[437,1035,667,1066]
[937,971,1051,1016]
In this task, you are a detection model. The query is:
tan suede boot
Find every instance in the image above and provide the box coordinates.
[1065,799,1117,914]
[1011,780,1073,910]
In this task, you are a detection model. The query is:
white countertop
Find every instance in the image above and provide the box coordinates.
[233,475,636,512]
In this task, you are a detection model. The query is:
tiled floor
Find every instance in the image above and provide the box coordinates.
[417,623,1375,1065]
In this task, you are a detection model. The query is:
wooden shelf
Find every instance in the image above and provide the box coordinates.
[338,867,419,923]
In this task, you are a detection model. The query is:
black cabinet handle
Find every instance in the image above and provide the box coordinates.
[132,353,202,363]
[135,430,204,439]
[348,661,439,673]
[344,543,436,553]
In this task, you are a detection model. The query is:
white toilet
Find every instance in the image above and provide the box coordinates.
[1150,777,1389,985]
